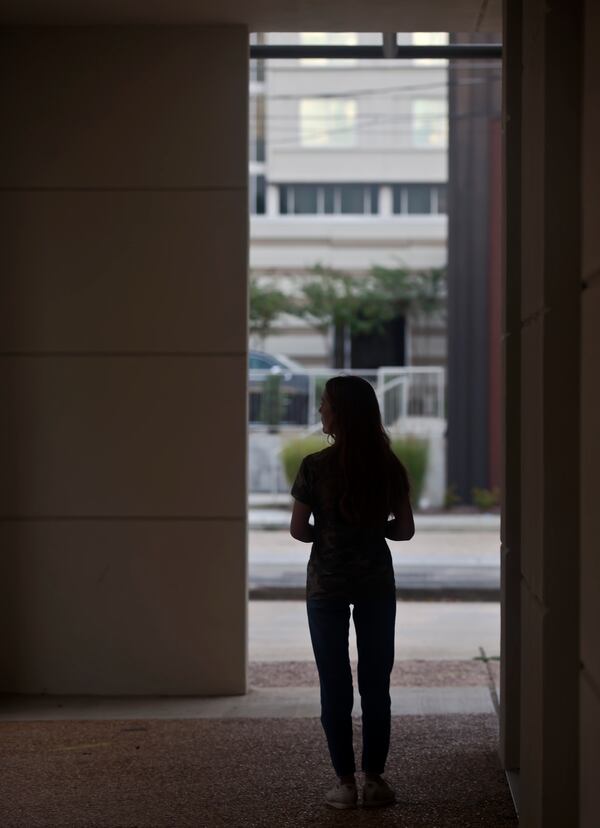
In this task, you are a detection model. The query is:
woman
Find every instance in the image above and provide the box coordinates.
[290,375,414,810]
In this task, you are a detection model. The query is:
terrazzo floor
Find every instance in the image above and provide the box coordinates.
[0,660,516,827]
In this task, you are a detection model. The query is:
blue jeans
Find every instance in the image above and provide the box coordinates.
[306,592,396,777]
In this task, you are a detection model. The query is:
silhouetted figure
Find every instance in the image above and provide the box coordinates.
[290,375,415,809]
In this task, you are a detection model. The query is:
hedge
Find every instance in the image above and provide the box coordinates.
[281,434,428,506]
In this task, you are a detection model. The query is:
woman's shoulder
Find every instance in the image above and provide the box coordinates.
[303,446,335,468]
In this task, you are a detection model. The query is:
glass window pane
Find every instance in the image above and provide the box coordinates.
[412,32,449,65]
[323,185,335,214]
[369,185,379,214]
[250,355,271,369]
[412,99,448,147]
[254,175,266,214]
[436,184,448,213]
[279,186,289,214]
[392,185,403,214]
[340,184,365,214]
[255,97,266,162]
[299,98,357,147]
[294,185,318,214]
[299,32,358,65]
[406,184,431,214]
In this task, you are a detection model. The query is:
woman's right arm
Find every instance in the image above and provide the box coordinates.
[385,493,415,541]
[290,498,315,542]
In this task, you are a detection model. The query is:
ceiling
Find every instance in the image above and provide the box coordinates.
[0,0,501,31]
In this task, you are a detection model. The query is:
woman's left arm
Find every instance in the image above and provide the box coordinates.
[290,499,315,542]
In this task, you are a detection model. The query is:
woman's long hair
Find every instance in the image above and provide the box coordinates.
[324,375,410,526]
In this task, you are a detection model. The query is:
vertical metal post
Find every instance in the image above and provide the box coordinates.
[382,33,398,59]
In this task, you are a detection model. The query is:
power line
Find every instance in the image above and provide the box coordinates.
[251,74,500,102]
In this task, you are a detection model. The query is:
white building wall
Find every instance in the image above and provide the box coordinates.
[249,32,448,368]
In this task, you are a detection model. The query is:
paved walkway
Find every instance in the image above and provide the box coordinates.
[249,521,501,596]
[0,686,495,721]
[249,599,500,661]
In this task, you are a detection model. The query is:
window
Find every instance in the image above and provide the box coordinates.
[340,184,364,214]
[299,98,357,148]
[279,184,379,215]
[249,96,266,163]
[323,185,335,214]
[406,184,431,214]
[293,185,319,214]
[392,184,447,214]
[250,175,266,214]
[435,184,448,214]
[250,32,266,81]
[249,354,273,369]
[299,32,358,65]
[412,99,448,147]
[412,32,449,65]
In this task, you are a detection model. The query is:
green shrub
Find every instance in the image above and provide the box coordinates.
[281,433,428,507]
[471,486,500,511]
[280,435,329,485]
[391,436,428,507]
[444,483,462,510]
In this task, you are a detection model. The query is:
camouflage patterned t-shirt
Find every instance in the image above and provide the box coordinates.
[291,447,397,602]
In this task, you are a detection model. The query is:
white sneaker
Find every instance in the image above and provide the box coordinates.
[324,781,358,809]
[362,777,396,808]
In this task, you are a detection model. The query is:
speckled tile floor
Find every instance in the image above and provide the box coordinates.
[0,660,514,827]
[248,658,500,689]
[0,716,516,828]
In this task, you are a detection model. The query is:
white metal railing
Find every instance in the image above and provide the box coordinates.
[248,366,445,431]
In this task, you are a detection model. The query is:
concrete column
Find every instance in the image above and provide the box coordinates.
[379,185,393,217]
[0,27,249,695]
[580,1,600,824]
[499,0,522,774]
[518,1,582,824]
[266,183,279,216]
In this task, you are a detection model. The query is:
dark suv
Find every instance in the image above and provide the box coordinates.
[248,350,310,425]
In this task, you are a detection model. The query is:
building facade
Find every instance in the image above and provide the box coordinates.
[249,32,448,368]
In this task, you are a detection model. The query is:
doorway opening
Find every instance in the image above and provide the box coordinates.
[246,30,513,818]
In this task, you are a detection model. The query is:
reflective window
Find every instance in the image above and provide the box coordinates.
[294,185,319,214]
[406,184,431,214]
[323,184,335,214]
[300,98,358,147]
[412,32,449,65]
[436,184,448,214]
[250,175,266,214]
[412,99,448,147]
[249,96,266,162]
[278,184,380,215]
[249,355,273,369]
[392,184,447,214]
[340,184,365,214]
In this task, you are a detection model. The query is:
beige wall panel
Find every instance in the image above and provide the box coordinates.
[500,334,520,547]
[0,356,246,517]
[0,519,246,694]
[0,27,247,188]
[499,542,520,768]
[582,0,600,281]
[520,0,545,319]
[520,318,544,597]
[521,587,581,827]
[581,285,600,686]
[0,191,247,353]
[519,581,544,828]
[580,671,600,828]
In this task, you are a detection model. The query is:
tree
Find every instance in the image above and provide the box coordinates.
[298,263,447,367]
[249,275,294,344]
[369,264,447,319]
